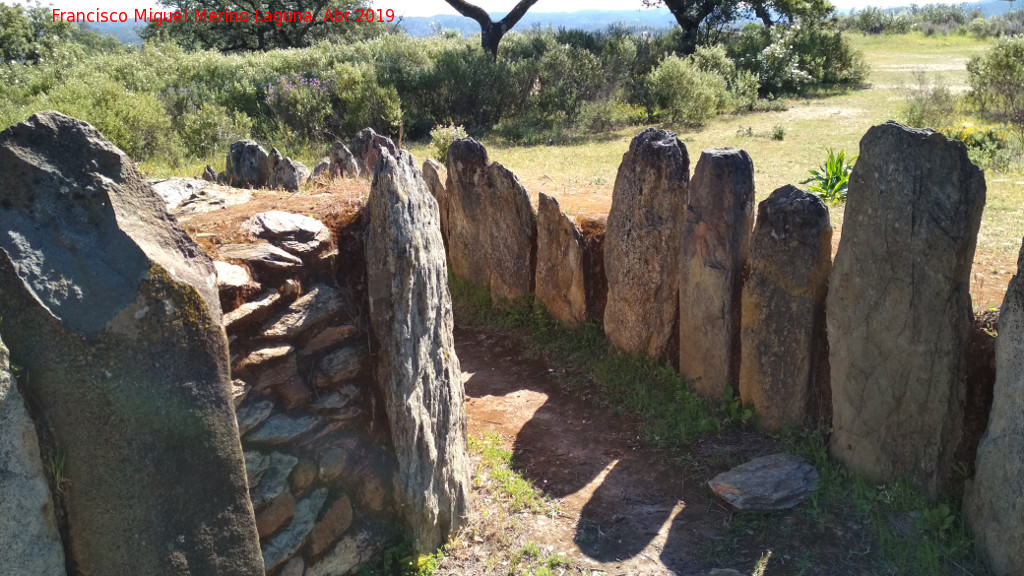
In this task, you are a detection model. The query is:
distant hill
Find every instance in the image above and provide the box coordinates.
[83,22,144,45]
[397,8,678,36]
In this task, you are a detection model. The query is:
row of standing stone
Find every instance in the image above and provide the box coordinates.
[427,122,1020,575]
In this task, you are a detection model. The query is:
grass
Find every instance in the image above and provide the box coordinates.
[448,274,993,575]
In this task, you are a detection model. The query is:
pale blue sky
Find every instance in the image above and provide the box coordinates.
[7,0,973,20]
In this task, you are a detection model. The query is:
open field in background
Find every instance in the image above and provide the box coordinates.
[412,32,1024,309]
[142,32,1024,308]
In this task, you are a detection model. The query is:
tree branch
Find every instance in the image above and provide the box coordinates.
[442,0,492,26]
[499,0,541,29]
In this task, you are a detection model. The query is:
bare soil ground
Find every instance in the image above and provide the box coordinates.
[439,327,887,576]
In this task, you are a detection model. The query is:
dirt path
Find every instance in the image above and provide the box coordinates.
[457,327,742,576]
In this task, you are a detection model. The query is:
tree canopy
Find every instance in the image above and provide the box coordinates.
[140,0,385,51]
[645,0,836,54]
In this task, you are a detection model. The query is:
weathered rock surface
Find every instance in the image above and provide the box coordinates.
[251,452,299,511]
[330,141,360,178]
[236,399,275,435]
[246,413,320,446]
[174,187,254,216]
[255,490,296,538]
[965,242,1024,576]
[0,112,263,575]
[243,211,331,257]
[679,148,755,398]
[604,128,690,359]
[445,138,535,301]
[422,158,449,245]
[215,260,257,292]
[739,185,832,429]
[308,493,354,556]
[306,527,382,576]
[535,193,587,326]
[219,242,303,272]
[150,177,209,211]
[828,122,985,494]
[366,149,471,552]
[260,284,346,340]
[313,346,366,389]
[227,139,270,188]
[312,157,331,180]
[351,127,396,177]
[267,148,310,191]
[262,488,328,572]
[445,138,492,288]
[245,451,271,490]
[0,336,67,576]
[708,453,819,510]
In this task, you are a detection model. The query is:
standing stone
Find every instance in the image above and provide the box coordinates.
[422,158,449,246]
[0,336,66,576]
[965,241,1024,576]
[312,157,331,180]
[679,148,755,398]
[0,112,263,575]
[330,142,359,178]
[535,193,587,326]
[202,163,218,182]
[366,149,471,553]
[227,139,270,188]
[486,162,536,301]
[604,129,689,359]
[351,128,396,178]
[739,186,832,429]
[267,148,310,192]
[828,122,985,495]
[445,138,491,288]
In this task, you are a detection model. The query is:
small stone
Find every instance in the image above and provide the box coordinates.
[279,557,304,576]
[360,474,387,512]
[708,453,818,510]
[232,345,294,377]
[312,157,331,180]
[244,451,271,494]
[329,141,360,178]
[260,284,346,341]
[236,400,274,435]
[276,376,312,410]
[318,447,351,485]
[215,261,255,291]
[289,459,317,497]
[246,414,319,446]
[255,491,296,539]
[305,528,382,576]
[250,452,299,510]
[237,348,299,393]
[308,494,354,557]
[202,164,218,182]
[224,291,283,334]
[149,177,209,211]
[261,488,328,573]
[310,385,360,413]
[301,325,359,356]
[175,188,253,216]
[218,243,303,272]
[313,346,366,389]
[231,379,250,407]
[243,211,331,257]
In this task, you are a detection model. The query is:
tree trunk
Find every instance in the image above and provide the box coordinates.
[481,22,504,58]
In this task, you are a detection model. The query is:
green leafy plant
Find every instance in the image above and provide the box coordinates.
[429,123,468,164]
[802,148,856,203]
[919,503,957,539]
[723,385,754,424]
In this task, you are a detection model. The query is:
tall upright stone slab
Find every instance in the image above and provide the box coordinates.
[366,149,471,553]
[965,241,1024,576]
[486,162,535,300]
[739,186,832,429]
[679,148,755,398]
[351,128,396,179]
[445,138,535,302]
[828,122,985,494]
[604,129,690,359]
[0,336,67,576]
[445,139,491,287]
[535,193,587,327]
[0,112,264,575]
[422,159,450,246]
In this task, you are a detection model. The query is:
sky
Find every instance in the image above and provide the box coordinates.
[7,0,977,20]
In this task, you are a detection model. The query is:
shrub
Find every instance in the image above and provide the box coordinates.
[967,37,1024,135]
[429,123,467,163]
[903,72,958,129]
[645,54,729,126]
[802,148,856,204]
[264,73,332,144]
[178,103,252,158]
[328,63,402,139]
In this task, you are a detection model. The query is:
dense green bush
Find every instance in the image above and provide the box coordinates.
[178,103,253,157]
[902,72,958,129]
[967,37,1024,131]
[646,54,730,126]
